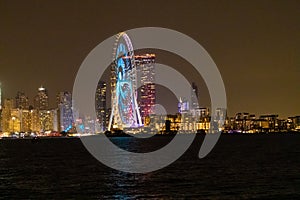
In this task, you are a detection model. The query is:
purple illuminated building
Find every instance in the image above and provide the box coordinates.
[135,54,156,124]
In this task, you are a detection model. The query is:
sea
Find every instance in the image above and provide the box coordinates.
[0,134,299,199]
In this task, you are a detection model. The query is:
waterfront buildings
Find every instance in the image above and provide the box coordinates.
[34,86,49,110]
[95,81,107,132]
[0,80,299,136]
[15,91,29,109]
[1,99,15,133]
[191,82,199,110]
[0,86,58,134]
[57,91,73,132]
[0,82,2,110]
[178,97,190,114]
[135,54,156,124]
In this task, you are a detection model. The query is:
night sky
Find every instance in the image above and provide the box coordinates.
[0,0,299,118]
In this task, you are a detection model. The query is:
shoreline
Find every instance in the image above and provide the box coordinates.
[0,131,299,140]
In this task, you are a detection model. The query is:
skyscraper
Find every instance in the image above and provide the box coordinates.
[57,91,73,132]
[39,110,56,132]
[15,91,29,109]
[178,97,190,114]
[95,81,107,132]
[1,99,14,133]
[34,86,49,110]
[191,82,199,110]
[135,54,156,124]
[0,82,2,110]
[0,82,2,131]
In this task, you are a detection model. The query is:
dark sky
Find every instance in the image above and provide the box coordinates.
[0,0,299,118]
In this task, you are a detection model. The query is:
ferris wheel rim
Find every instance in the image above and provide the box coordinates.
[109,31,142,129]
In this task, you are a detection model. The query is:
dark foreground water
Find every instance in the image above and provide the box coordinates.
[0,134,299,199]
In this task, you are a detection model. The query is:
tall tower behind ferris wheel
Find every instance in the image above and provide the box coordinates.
[135,54,156,124]
[108,32,142,130]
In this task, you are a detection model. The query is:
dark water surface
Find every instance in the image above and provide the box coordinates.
[0,134,299,199]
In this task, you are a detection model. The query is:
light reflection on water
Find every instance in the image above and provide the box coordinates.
[0,135,299,199]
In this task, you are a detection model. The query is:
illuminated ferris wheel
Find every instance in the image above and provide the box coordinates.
[108,32,142,130]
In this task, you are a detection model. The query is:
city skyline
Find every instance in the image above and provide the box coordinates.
[0,79,299,119]
[1,81,299,121]
[0,42,299,135]
[1,2,299,199]
[0,1,299,118]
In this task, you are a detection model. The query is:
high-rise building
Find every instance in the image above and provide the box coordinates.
[39,110,56,132]
[178,97,189,114]
[10,109,21,133]
[0,82,2,110]
[95,81,107,132]
[1,99,14,133]
[57,91,73,132]
[20,109,32,132]
[135,54,156,124]
[34,86,49,110]
[191,82,199,110]
[106,108,111,130]
[0,82,2,131]
[15,91,29,109]
[30,109,40,132]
